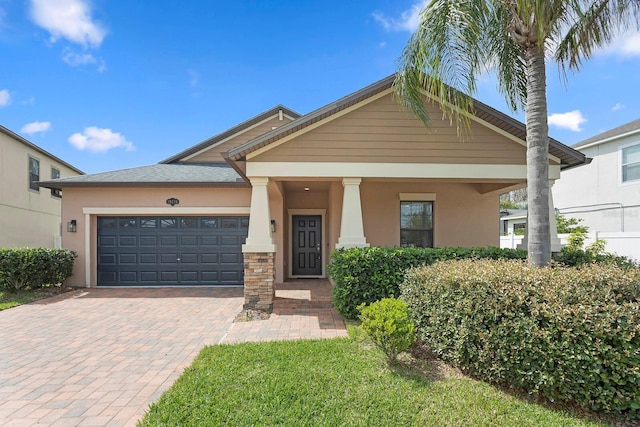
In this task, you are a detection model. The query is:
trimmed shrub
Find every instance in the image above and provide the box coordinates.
[553,246,638,269]
[0,248,76,292]
[358,298,416,363]
[400,258,640,416]
[328,246,526,319]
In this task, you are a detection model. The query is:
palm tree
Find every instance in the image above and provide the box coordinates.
[395,0,638,266]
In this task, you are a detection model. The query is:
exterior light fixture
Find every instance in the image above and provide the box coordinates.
[270,220,276,232]
[304,187,310,191]
[67,220,77,233]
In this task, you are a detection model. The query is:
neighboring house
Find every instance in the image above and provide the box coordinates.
[499,209,527,235]
[553,118,640,232]
[0,125,84,248]
[40,75,586,310]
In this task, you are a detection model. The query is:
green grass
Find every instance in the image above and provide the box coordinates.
[139,337,605,427]
[0,286,71,310]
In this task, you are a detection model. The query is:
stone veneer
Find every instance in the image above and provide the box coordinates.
[243,252,275,311]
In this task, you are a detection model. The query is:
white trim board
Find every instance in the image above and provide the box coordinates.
[82,207,251,215]
[247,162,561,180]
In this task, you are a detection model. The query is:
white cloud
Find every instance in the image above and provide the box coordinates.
[29,0,106,48]
[548,110,587,132]
[612,103,625,112]
[20,121,51,134]
[63,50,96,66]
[597,31,640,58]
[372,1,425,32]
[0,89,10,107]
[69,127,135,152]
[188,69,200,88]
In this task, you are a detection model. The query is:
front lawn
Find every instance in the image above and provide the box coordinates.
[139,338,604,426]
[0,286,71,311]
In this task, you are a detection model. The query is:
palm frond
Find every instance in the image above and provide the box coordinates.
[394,0,492,136]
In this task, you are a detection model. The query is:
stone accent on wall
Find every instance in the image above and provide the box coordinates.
[243,252,275,311]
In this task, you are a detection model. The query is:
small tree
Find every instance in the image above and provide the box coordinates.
[556,215,588,234]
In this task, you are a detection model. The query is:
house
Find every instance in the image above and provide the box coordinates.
[0,125,84,248]
[553,118,640,232]
[499,209,527,235]
[39,75,586,311]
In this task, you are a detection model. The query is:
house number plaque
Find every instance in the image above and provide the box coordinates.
[166,197,180,206]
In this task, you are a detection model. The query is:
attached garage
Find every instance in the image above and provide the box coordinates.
[97,216,248,286]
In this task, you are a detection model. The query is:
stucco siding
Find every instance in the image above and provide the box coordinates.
[186,115,294,163]
[0,131,80,248]
[252,94,526,165]
[360,181,499,247]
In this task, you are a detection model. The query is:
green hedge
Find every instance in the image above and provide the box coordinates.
[328,246,526,319]
[0,248,77,292]
[400,258,640,417]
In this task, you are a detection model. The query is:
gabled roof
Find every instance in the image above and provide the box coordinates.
[38,163,248,189]
[573,118,640,149]
[226,74,587,170]
[160,105,300,164]
[0,125,85,175]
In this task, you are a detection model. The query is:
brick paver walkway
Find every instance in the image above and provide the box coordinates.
[0,281,346,426]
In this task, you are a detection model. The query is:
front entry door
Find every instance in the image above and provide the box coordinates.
[292,215,322,276]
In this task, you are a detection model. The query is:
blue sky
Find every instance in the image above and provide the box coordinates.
[1,0,639,174]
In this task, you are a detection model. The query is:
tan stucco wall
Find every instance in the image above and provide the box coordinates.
[186,115,294,163]
[252,93,527,165]
[61,186,251,287]
[0,131,81,248]
[360,181,499,247]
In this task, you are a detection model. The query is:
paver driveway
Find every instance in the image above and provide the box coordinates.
[0,287,244,427]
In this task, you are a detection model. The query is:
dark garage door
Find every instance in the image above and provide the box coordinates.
[97,216,248,286]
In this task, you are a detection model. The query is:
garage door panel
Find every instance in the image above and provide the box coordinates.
[180,236,198,246]
[99,236,117,247]
[140,271,158,282]
[140,254,157,264]
[140,236,157,246]
[201,253,218,264]
[98,216,247,286]
[159,236,179,246]
[119,253,137,264]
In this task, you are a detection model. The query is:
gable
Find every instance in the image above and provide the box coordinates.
[249,92,529,165]
[184,114,295,163]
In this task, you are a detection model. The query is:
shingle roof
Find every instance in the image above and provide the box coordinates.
[573,118,640,148]
[160,105,300,164]
[226,74,587,170]
[38,163,247,189]
[0,125,85,175]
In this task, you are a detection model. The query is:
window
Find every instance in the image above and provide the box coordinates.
[400,201,433,247]
[28,157,40,191]
[622,143,640,183]
[51,167,61,197]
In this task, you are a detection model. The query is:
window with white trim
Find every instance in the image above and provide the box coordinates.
[28,156,40,191]
[51,167,61,197]
[622,143,640,183]
[400,201,433,247]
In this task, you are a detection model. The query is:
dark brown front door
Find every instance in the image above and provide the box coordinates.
[292,215,322,276]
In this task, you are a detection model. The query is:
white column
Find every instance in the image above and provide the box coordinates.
[336,177,369,249]
[243,177,276,253]
[549,179,562,252]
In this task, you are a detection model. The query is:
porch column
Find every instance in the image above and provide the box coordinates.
[336,177,369,249]
[242,177,276,312]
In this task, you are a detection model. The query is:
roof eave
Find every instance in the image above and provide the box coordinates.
[37,181,250,189]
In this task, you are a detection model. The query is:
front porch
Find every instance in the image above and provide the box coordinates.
[224,280,348,343]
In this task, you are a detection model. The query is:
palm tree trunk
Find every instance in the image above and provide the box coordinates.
[525,45,551,266]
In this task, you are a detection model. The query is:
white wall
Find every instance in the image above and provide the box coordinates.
[553,133,640,232]
[500,232,640,262]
